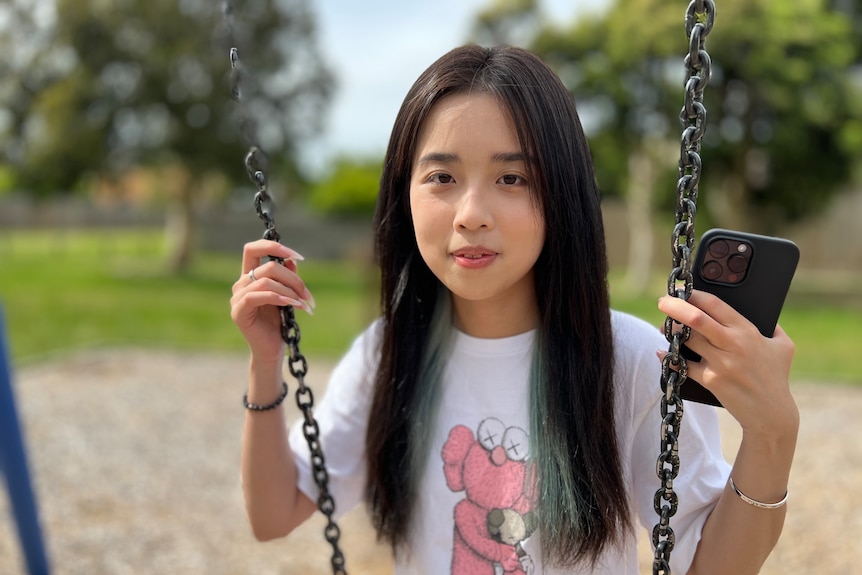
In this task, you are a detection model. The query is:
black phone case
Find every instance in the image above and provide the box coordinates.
[674,229,800,407]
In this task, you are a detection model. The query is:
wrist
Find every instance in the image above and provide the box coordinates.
[741,409,799,453]
[249,355,284,382]
[247,357,284,403]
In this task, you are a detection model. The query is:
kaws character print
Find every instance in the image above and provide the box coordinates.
[442,418,536,575]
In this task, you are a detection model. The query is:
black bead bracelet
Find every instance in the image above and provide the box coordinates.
[243,382,288,411]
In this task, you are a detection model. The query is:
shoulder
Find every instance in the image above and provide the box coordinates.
[609,310,666,415]
[341,318,383,361]
[610,309,666,364]
[326,318,383,389]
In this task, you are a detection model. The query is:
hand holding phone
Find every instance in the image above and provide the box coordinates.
[670,229,800,407]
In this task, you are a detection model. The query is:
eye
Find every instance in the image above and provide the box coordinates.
[498,174,526,186]
[428,172,455,185]
[477,418,506,451]
[502,427,530,461]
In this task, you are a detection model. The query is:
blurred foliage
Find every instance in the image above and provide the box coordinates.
[471,0,541,46]
[307,156,383,217]
[0,0,334,195]
[475,0,862,232]
[0,166,14,194]
[0,0,335,272]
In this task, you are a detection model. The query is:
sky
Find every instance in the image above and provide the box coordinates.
[304,0,608,174]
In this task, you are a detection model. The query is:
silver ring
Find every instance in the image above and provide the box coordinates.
[248,268,257,282]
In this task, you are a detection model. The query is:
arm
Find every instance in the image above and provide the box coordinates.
[658,290,798,575]
[230,240,317,541]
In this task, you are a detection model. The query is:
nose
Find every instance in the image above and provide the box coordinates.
[490,445,507,466]
[453,186,493,231]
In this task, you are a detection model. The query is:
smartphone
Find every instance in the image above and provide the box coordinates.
[672,228,800,407]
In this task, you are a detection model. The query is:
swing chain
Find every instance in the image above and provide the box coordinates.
[653,2,714,575]
[226,10,347,574]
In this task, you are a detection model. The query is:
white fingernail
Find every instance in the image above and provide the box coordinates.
[301,300,314,316]
[284,247,305,261]
[303,291,316,310]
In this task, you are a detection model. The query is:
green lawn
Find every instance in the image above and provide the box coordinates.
[0,228,377,363]
[608,270,862,384]
[1,228,859,384]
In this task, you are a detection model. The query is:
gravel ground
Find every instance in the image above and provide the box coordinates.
[1,349,861,574]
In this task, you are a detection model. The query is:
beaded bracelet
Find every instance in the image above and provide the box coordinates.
[243,382,289,411]
[729,476,788,509]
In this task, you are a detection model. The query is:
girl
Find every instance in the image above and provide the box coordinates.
[230,45,798,574]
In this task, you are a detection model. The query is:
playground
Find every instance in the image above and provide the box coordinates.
[1,348,860,574]
[3,1,862,573]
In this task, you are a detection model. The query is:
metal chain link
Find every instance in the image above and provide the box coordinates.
[225,5,347,573]
[653,2,715,574]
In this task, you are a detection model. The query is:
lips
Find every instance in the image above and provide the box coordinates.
[452,246,496,257]
[451,246,498,268]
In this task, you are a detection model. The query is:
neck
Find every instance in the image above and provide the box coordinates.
[451,292,540,339]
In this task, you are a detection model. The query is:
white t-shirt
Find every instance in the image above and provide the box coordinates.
[290,310,730,574]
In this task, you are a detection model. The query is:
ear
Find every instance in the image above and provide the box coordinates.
[441,424,475,491]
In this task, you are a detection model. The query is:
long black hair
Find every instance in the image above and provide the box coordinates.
[367,44,627,568]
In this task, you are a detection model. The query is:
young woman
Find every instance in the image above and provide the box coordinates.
[230,45,798,574]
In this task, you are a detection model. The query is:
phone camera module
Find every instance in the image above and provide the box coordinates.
[700,237,753,285]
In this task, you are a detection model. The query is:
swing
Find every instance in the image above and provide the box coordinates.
[653,2,715,574]
[224,2,716,574]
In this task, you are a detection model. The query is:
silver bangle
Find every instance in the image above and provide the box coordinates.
[729,476,788,509]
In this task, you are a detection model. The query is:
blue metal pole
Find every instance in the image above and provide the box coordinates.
[0,305,51,574]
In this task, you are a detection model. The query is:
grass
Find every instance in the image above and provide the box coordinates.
[609,271,862,384]
[1,228,859,384]
[0,228,377,364]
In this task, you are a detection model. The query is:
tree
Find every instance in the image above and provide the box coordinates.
[475,0,862,291]
[470,0,541,47]
[307,155,383,218]
[0,0,334,271]
[0,0,70,172]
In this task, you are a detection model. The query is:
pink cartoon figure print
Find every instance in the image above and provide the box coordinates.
[442,417,536,575]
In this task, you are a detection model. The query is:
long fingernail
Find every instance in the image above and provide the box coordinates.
[279,296,305,308]
[303,289,316,310]
[300,300,314,316]
[279,296,314,316]
[283,246,305,261]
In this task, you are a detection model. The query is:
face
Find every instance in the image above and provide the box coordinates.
[409,93,545,336]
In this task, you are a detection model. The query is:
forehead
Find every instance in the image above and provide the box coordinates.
[414,92,520,156]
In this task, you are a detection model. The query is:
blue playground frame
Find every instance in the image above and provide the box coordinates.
[0,305,51,574]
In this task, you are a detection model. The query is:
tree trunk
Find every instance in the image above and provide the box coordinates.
[707,171,752,232]
[624,145,657,295]
[165,173,197,274]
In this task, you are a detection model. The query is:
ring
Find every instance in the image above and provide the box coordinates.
[248,268,257,282]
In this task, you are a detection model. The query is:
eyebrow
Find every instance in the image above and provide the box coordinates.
[416,152,459,166]
[415,151,527,166]
[492,152,526,164]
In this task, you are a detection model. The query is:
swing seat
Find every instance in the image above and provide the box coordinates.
[0,304,51,574]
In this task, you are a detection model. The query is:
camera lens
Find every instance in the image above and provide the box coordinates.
[727,254,748,273]
[701,260,723,281]
[707,239,730,258]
